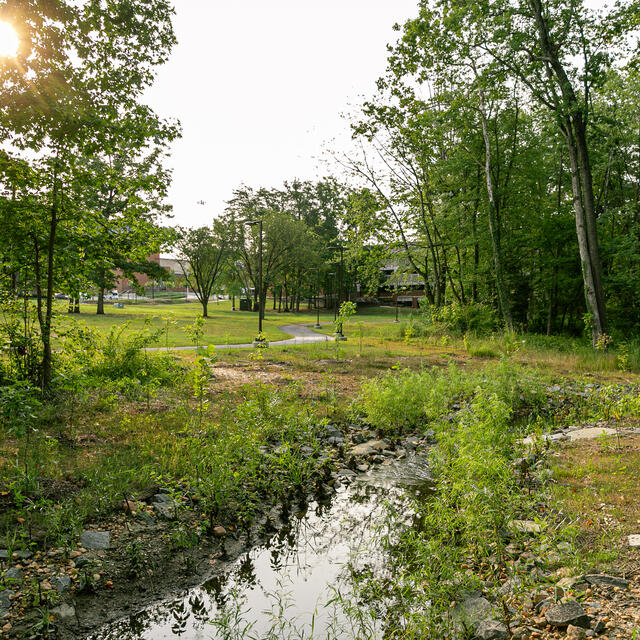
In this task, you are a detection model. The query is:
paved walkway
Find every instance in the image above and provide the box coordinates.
[146,323,333,352]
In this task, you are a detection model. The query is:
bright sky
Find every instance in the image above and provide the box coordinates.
[144,0,419,228]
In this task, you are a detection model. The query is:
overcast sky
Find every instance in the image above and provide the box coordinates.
[144,0,419,228]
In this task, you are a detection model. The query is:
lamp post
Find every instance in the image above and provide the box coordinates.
[395,284,400,323]
[328,245,344,337]
[310,268,322,329]
[328,272,336,321]
[244,219,263,339]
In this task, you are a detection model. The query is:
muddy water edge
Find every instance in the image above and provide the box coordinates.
[81,451,434,640]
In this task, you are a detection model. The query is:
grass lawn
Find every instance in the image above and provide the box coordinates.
[53,299,416,347]
[551,432,640,572]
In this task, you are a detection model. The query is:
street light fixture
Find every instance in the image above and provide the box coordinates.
[310,268,322,329]
[328,272,336,321]
[395,284,400,323]
[244,219,264,342]
[328,245,345,338]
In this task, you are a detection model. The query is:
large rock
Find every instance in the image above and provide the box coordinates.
[51,603,76,623]
[569,427,617,441]
[153,503,174,520]
[350,440,386,457]
[80,530,111,550]
[0,590,12,616]
[566,625,587,639]
[509,520,542,534]
[476,619,509,639]
[544,601,590,628]
[451,594,496,634]
[584,574,629,589]
[628,534,640,547]
[2,568,23,583]
[51,574,71,594]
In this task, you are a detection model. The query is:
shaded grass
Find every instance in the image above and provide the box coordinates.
[550,433,640,571]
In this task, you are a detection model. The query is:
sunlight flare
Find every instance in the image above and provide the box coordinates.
[0,21,19,57]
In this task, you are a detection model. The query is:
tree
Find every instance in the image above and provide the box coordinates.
[433,0,639,341]
[176,223,228,318]
[0,0,178,388]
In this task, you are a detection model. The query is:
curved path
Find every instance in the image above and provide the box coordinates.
[146,323,333,352]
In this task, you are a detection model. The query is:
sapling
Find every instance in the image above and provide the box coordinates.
[334,301,356,361]
[192,345,217,426]
[185,316,205,351]
[161,313,177,351]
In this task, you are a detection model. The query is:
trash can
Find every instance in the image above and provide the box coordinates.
[239,298,252,311]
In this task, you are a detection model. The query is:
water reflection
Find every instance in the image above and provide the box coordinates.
[89,456,433,640]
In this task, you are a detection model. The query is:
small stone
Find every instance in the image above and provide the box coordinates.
[151,493,171,504]
[356,464,369,472]
[41,580,53,590]
[584,574,630,589]
[0,551,8,560]
[566,624,587,639]
[80,531,111,550]
[545,601,590,628]
[627,534,640,547]
[69,550,82,559]
[476,619,509,639]
[213,526,226,538]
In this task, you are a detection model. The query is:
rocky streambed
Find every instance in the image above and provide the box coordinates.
[2,416,639,639]
[0,425,434,639]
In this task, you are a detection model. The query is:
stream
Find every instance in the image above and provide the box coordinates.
[89,455,434,640]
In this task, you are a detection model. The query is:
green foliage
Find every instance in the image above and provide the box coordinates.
[191,345,217,425]
[420,300,498,336]
[358,361,546,435]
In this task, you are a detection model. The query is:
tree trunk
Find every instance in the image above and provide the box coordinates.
[527,0,606,343]
[202,299,208,318]
[564,123,604,344]
[41,201,58,390]
[573,116,606,336]
[478,90,513,331]
[97,287,105,315]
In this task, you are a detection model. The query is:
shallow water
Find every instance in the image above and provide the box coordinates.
[90,455,433,640]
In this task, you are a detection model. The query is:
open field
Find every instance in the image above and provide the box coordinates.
[53,300,415,347]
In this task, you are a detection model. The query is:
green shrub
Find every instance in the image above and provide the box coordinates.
[420,300,498,335]
[57,320,181,389]
[357,361,546,435]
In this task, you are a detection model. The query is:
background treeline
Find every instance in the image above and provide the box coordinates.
[338,0,640,343]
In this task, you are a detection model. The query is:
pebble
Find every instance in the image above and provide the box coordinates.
[567,624,587,639]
